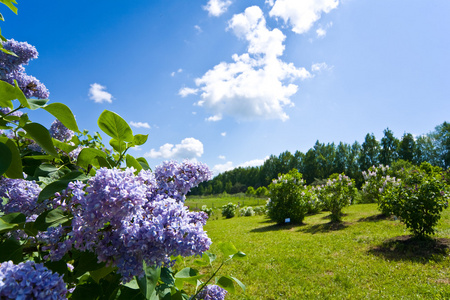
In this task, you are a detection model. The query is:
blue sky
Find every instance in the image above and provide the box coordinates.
[3,0,450,174]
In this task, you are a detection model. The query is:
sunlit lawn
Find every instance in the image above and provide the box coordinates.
[192,203,450,299]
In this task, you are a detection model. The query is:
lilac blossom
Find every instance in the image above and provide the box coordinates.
[0,39,49,98]
[0,177,44,216]
[69,145,86,160]
[44,167,211,282]
[196,285,227,300]
[0,260,67,299]
[155,160,212,201]
[50,119,74,142]
[0,39,38,76]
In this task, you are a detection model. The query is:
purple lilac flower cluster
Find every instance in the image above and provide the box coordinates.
[0,39,49,98]
[50,119,74,142]
[41,163,212,282]
[196,285,228,300]
[155,160,213,201]
[0,260,67,299]
[0,177,44,216]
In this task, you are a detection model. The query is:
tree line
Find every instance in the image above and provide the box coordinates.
[189,121,450,196]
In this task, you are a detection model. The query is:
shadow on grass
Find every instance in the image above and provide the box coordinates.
[369,235,450,263]
[250,222,306,233]
[357,214,390,222]
[299,221,349,234]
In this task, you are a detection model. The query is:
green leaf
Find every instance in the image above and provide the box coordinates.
[0,141,12,175]
[98,110,134,142]
[77,148,107,169]
[90,265,116,283]
[23,123,58,157]
[133,134,148,146]
[72,251,105,277]
[33,208,70,231]
[0,212,25,234]
[0,81,14,108]
[0,0,18,14]
[27,98,49,110]
[218,242,238,257]
[110,138,126,153]
[216,276,235,293]
[13,80,29,108]
[174,267,204,287]
[72,282,101,300]
[53,138,78,154]
[0,138,22,178]
[136,157,151,171]
[137,263,161,299]
[0,238,23,263]
[123,278,140,290]
[230,276,246,293]
[38,171,89,202]
[204,251,217,264]
[231,251,247,260]
[43,102,80,133]
[126,154,142,173]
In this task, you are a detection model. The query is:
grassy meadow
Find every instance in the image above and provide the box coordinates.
[184,199,450,299]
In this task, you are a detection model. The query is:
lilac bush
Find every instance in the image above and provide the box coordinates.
[0,177,44,215]
[0,260,67,299]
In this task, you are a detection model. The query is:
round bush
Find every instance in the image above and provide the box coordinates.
[383,166,448,237]
[267,169,308,224]
[321,173,357,222]
[221,202,237,218]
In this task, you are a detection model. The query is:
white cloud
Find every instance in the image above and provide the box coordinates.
[268,0,339,34]
[144,138,204,159]
[238,156,269,168]
[88,83,113,104]
[179,87,199,97]
[130,121,150,129]
[194,25,203,33]
[206,114,222,122]
[221,132,226,136]
[316,28,326,37]
[212,156,269,175]
[130,146,142,151]
[218,155,226,160]
[311,62,332,72]
[171,69,183,77]
[316,22,333,38]
[189,6,311,122]
[213,161,234,174]
[203,0,232,17]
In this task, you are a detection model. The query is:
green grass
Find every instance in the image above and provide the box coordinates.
[186,195,266,211]
[192,203,450,299]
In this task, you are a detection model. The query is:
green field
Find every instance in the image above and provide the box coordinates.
[189,202,450,299]
[186,195,267,211]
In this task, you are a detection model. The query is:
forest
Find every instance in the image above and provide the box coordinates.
[189,122,450,195]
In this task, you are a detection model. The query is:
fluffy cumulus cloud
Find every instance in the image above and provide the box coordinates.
[212,156,269,175]
[268,0,339,34]
[88,83,113,104]
[144,138,204,159]
[189,6,311,122]
[203,0,232,17]
[130,121,150,129]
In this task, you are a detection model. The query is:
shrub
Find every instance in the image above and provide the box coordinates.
[382,165,449,237]
[239,206,255,217]
[255,186,269,197]
[222,202,237,218]
[361,165,390,203]
[267,169,308,224]
[201,205,214,217]
[321,173,357,222]
[305,185,323,214]
[253,206,266,215]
